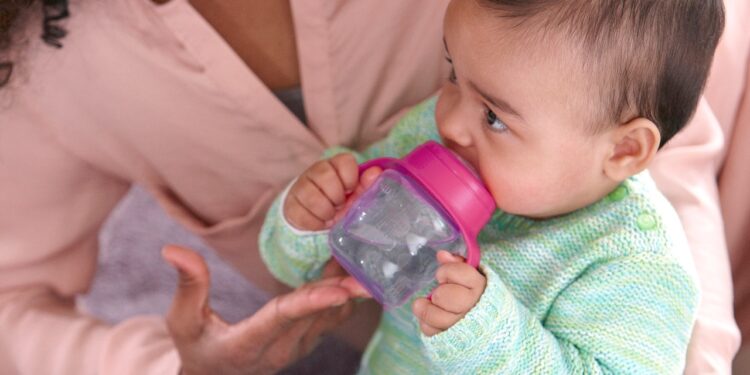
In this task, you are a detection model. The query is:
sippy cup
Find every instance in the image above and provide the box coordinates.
[328,141,496,309]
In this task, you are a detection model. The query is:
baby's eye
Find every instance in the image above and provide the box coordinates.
[448,67,457,84]
[445,57,457,84]
[485,108,508,132]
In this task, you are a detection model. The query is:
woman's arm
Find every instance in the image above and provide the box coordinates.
[0,105,183,373]
[650,99,741,374]
[0,288,181,374]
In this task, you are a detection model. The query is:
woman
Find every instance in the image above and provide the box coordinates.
[0,1,448,373]
[0,0,745,373]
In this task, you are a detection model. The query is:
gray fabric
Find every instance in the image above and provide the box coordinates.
[274,86,308,125]
[79,186,360,374]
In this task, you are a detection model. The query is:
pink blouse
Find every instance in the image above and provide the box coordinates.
[0,0,745,373]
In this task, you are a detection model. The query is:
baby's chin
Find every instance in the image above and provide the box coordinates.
[496,200,577,220]
[495,201,537,219]
[495,185,613,219]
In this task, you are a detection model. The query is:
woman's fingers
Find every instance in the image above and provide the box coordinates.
[320,259,372,298]
[260,315,318,370]
[161,247,360,375]
[162,245,214,341]
[298,300,355,353]
[321,258,346,278]
[235,278,350,341]
[340,276,372,298]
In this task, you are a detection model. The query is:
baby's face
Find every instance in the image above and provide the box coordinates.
[436,0,619,219]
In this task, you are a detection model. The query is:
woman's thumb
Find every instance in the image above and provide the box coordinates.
[162,245,211,340]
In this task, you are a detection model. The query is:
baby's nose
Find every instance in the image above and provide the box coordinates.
[439,113,472,148]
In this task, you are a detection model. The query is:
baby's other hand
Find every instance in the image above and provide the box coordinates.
[412,251,486,337]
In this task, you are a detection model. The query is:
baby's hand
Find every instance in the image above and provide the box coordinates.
[283,153,382,231]
[284,153,359,231]
[413,251,486,337]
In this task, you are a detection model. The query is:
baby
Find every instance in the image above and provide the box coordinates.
[260,0,724,373]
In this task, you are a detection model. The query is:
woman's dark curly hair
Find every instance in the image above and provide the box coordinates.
[0,0,69,87]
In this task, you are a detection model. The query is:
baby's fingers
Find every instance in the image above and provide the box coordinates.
[412,298,461,333]
[292,178,337,223]
[419,321,442,337]
[435,262,486,292]
[430,283,478,314]
[332,166,383,223]
[306,158,349,208]
[345,166,383,204]
[328,153,360,194]
[359,166,383,190]
[437,250,464,264]
[283,192,327,231]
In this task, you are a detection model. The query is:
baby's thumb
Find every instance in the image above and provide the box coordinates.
[359,166,383,190]
[437,250,464,264]
[333,166,384,223]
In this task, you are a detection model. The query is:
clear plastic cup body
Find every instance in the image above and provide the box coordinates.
[329,169,466,308]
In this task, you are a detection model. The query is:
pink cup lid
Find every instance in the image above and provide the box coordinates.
[359,141,496,267]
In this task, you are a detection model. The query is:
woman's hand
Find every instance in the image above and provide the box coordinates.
[412,251,486,337]
[283,153,382,231]
[161,245,367,375]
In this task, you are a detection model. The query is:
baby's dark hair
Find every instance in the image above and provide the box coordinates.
[481,0,725,147]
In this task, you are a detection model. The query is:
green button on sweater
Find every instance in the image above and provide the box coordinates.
[259,97,699,374]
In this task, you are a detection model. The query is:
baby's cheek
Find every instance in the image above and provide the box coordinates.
[490,158,580,216]
[487,176,550,215]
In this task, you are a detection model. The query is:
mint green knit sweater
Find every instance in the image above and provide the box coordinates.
[259,97,699,374]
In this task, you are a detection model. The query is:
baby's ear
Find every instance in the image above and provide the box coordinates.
[603,118,660,182]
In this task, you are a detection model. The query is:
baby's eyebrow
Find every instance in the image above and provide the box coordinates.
[444,36,524,122]
[470,80,524,121]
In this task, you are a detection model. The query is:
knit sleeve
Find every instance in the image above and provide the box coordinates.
[259,96,442,287]
[423,259,699,374]
[258,183,333,288]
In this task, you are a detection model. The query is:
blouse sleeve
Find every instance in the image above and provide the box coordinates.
[0,105,181,374]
